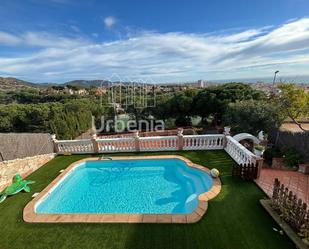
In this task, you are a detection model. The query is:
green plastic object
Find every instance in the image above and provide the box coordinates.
[0,174,35,203]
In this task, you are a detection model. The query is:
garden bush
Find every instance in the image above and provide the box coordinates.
[282,148,304,168]
[263,147,283,165]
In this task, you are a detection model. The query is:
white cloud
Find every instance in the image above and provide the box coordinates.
[218,28,267,43]
[0,32,22,46]
[104,16,117,29]
[1,18,309,82]
[22,32,87,48]
[0,31,88,48]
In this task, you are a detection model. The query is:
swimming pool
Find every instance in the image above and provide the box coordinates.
[35,158,213,215]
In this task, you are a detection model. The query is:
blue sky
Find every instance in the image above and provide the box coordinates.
[0,0,309,83]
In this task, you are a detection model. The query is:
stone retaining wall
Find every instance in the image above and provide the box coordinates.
[0,153,55,191]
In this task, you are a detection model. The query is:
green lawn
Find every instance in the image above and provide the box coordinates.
[0,151,295,249]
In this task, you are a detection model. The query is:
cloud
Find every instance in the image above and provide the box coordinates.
[0,18,309,82]
[104,16,117,29]
[0,31,22,46]
[218,28,267,43]
[0,31,88,48]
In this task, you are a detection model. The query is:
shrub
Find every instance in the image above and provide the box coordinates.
[263,147,304,168]
[175,116,192,127]
[282,148,304,168]
[263,147,283,165]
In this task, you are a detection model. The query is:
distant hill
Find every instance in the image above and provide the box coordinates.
[0,77,39,91]
[0,77,113,91]
[1,77,161,92]
[64,80,110,88]
[63,80,150,88]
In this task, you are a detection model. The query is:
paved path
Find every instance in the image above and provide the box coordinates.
[256,168,309,204]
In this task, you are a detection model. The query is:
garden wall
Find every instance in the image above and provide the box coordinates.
[0,133,54,161]
[0,153,55,191]
[269,130,309,161]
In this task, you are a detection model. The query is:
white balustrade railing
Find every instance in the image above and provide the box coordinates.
[96,137,135,153]
[139,136,178,152]
[224,136,257,165]
[54,133,259,166]
[57,139,94,154]
[183,134,225,150]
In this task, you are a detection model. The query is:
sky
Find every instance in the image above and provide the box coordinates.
[0,0,309,83]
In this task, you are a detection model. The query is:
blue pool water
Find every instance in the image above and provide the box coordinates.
[36,159,213,214]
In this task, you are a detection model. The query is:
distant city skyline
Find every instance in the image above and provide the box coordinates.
[0,0,309,83]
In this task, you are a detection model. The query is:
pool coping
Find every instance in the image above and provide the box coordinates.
[23,155,221,224]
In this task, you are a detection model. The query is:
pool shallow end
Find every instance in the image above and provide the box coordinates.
[23,155,221,224]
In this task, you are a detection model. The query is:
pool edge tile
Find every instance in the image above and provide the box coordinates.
[142,214,158,223]
[156,214,172,223]
[171,214,187,223]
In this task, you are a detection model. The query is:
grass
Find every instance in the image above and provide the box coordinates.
[0,151,295,249]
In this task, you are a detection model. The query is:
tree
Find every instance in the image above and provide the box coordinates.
[66,85,80,91]
[148,94,172,122]
[0,99,106,139]
[0,104,18,131]
[277,84,309,131]
[51,85,65,91]
[222,100,284,135]
[169,90,197,126]
[192,89,217,124]
[192,83,266,125]
[148,90,197,127]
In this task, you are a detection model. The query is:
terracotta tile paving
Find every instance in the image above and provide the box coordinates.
[255,168,309,204]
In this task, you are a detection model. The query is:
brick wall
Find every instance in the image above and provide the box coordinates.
[0,153,55,191]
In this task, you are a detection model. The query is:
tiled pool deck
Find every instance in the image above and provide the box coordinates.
[23,155,221,224]
[256,168,309,204]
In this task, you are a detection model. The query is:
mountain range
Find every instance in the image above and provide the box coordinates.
[0,77,111,91]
